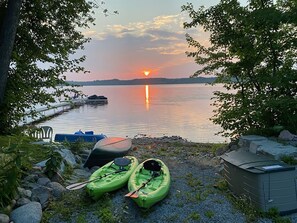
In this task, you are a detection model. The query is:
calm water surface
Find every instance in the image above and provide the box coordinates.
[40,84,227,143]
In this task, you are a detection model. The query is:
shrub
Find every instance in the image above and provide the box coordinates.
[44,150,63,179]
[0,142,24,207]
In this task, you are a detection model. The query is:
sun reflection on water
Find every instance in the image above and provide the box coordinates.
[145,85,149,110]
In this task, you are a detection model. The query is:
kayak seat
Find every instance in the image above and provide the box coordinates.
[143,160,161,172]
[114,157,131,170]
[114,157,131,167]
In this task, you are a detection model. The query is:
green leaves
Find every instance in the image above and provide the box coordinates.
[44,150,63,179]
[0,0,96,134]
[0,140,24,207]
[183,0,297,138]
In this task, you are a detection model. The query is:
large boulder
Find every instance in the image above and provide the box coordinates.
[10,202,42,223]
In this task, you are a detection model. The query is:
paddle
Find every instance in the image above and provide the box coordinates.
[66,157,131,190]
[66,169,124,190]
[125,172,159,198]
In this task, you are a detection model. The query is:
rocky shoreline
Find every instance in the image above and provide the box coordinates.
[1,136,296,223]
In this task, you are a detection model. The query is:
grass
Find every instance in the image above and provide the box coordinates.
[42,191,119,223]
[185,173,203,188]
[205,210,215,218]
[280,155,297,165]
[189,212,201,220]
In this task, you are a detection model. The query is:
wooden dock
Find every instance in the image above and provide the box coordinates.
[20,99,85,125]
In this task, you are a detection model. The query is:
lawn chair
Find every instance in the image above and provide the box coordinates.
[39,126,53,142]
[30,126,53,143]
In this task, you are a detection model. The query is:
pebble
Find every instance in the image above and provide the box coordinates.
[0,214,9,223]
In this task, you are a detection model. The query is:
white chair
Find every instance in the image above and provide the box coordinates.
[30,126,53,143]
[39,126,53,142]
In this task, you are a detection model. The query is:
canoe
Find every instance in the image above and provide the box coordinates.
[83,137,132,168]
[86,156,138,200]
[127,158,171,208]
[54,130,106,143]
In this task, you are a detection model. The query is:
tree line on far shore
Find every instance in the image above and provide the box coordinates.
[68,77,217,86]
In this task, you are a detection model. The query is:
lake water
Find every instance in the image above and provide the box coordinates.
[39,84,227,143]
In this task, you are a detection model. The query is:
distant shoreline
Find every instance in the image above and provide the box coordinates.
[67,77,216,86]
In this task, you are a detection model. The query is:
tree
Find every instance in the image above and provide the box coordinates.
[0,0,96,134]
[182,0,297,138]
[0,0,22,105]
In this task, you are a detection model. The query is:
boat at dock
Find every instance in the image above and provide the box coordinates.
[85,95,108,105]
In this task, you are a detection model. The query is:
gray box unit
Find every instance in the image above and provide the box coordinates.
[221,150,297,214]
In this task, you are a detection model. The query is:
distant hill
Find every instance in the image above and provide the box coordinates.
[68,77,216,86]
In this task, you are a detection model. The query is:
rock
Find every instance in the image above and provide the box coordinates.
[10,199,16,208]
[47,182,66,198]
[17,187,32,198]
[50,172,64,183]
[22,174,38,183]
[65,168,92,185]
[73,168,92,178]
[229,144,238,151]
[37,177,51,186]
[31,186,52,209]
[16,197,31,207]
[23,182,42,190]
[10,202,42,223]
[279,130,297,141]
[0,213,9,223]
[34,159,48,168]
[57,148,77,167]
[75,154,82,163]
[238,135,267,149]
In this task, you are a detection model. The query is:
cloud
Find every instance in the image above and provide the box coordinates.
[89,14,183,38]
[69,12,205,81]
[145,42,188,55]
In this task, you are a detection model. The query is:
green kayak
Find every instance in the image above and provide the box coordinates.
[86,156,138,200]
[126,158,171,208]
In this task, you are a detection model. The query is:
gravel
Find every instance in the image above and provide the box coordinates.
[46,136,297,223]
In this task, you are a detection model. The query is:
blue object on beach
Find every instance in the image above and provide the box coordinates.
[74,130,84,135]
[54,132,106,143]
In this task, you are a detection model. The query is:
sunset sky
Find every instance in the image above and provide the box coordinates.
[66,0,246,81]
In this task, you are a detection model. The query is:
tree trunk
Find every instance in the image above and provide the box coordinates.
[0,0,22,104]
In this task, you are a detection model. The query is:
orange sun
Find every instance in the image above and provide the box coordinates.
[144,70,150,76]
